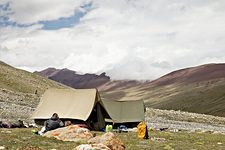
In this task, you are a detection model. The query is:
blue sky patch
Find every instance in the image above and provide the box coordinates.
[0,1,93,30]
[0,2,13,27]
[40,2,93,30]
[40,9,86,30]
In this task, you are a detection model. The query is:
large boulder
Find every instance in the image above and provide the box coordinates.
[43,125,93,142]
[75,143,110,150]
[88,132,125,150]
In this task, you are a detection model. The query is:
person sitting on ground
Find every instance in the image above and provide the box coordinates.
[35,113,64,135]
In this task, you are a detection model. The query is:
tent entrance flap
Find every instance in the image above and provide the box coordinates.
[86,103,109,130]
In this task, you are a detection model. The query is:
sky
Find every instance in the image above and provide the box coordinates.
[0,0,225,80]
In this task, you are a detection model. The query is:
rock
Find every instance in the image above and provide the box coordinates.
[1,130,12,134]
[75,143,110,150]
[151,137,166,142]
[213,131,220,134]
[88,132,125,150]
[0,146,5,150]
[43,125,93,142]
[171,129,179,132]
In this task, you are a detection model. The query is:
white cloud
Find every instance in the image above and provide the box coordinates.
[6,0,91,24]
[1,0,225,79]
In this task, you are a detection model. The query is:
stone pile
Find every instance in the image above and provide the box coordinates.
[43,126,125,150]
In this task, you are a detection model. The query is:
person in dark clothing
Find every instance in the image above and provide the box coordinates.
[44,113,64,131]
[36,113,64,135]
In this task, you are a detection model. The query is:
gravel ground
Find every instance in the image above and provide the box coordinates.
[146,108,225,133]
[0,101,35,122]
[146,117,225,133]
[0,88,38,123]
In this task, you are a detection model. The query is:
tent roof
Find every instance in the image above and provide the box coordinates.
[32,88,145,123]
[32,88,99,121]
[101,99,145,123]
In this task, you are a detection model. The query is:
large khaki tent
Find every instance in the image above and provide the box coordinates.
[32,88,145,130]
[101,99,145,123]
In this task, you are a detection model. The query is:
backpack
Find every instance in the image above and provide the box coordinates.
[137,121,149,139]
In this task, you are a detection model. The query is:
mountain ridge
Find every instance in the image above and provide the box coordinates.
[35,68,111,89]
[151,63,225,86]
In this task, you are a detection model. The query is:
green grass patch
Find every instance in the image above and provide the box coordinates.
[1,128,225,150]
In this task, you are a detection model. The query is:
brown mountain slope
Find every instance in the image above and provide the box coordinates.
[101,63,225,117]
[35,68,110,89]
[151,63,225,85]
[98,80,150,91]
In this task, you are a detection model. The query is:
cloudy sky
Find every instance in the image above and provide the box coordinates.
[0,0,225,79]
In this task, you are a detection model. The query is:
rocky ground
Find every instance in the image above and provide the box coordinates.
[0,88,38,122]
[146,108,225,133]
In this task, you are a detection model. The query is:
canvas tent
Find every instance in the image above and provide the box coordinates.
[32,88,145,130]
[101,99,145,123]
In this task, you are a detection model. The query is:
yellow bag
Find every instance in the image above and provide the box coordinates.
[137,122,148,139]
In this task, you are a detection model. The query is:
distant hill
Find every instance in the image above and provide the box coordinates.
[143,63,225,115]
[101,63,225,117]
[151,63,225,85]
[35,68,110,89]
[0,61,68,121]
[98,80,150,91]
